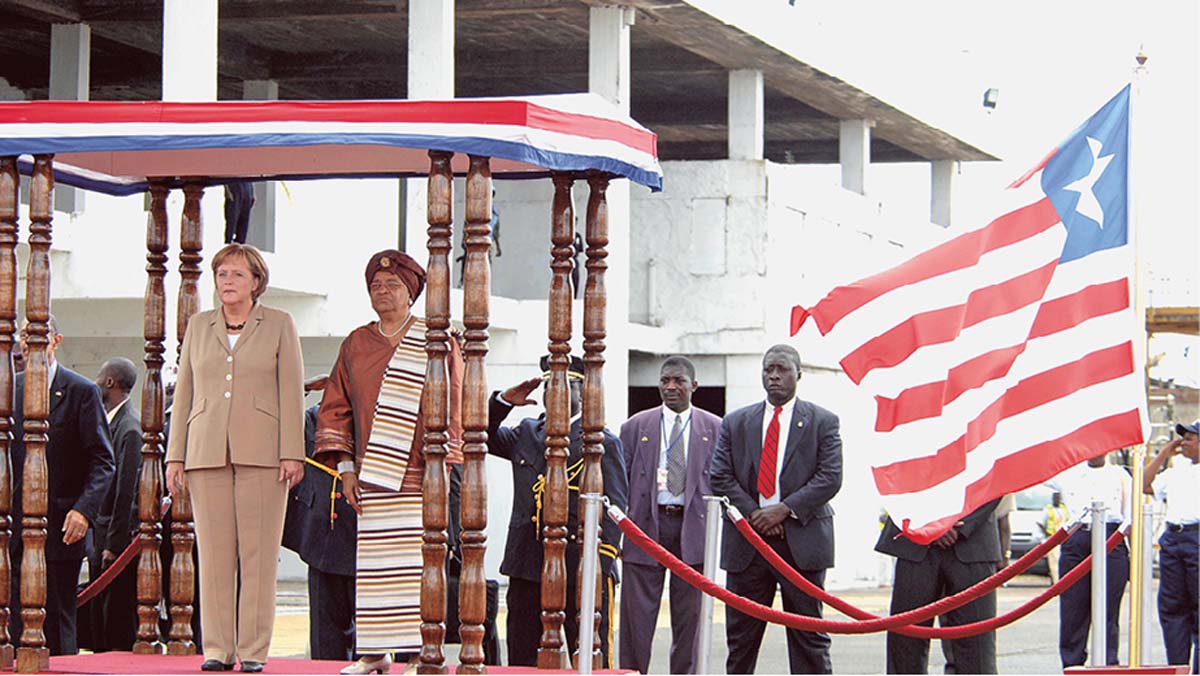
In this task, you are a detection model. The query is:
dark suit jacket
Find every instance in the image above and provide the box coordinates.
[486,393,628,583]
[282,405,357,577]
[619,405,721,567]
[12,365,116,563]
[875,499,1002,564]
[97,400,142,555]
[710,398,842,573]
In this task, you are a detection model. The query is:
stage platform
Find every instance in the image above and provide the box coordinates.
[48,653,630,674]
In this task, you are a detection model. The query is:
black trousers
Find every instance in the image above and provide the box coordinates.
[885,551,997,674]
[10,558,83,656]
[1157,527,1199,673]
[505,575,613,668]
[1058,524,1128,667]
[308,568,356,661]
[725,537,831,674]
[97,561,139,652]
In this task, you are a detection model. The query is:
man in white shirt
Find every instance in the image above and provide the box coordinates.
[710,344,843,674]
[1044,453,1132,668]
[618,356,722,674]
[1144,420,1199,673]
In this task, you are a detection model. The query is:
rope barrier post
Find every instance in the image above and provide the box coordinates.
[577,493,602,675]
[1090,500,1107,667]
[1139,504,1155,660]
[696,496,724,676]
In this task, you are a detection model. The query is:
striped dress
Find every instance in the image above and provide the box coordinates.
[355,318,429,653]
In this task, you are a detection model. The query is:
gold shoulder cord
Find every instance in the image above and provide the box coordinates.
[304,457,341,530]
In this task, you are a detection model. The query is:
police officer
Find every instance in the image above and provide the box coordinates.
[1045,453,1132,668]
[1144,420,1199,673]
[487,355,628,668]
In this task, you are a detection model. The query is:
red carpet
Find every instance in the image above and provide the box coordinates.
[49,653,631,674]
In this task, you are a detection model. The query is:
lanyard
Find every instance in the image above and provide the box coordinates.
[660,412,692,457]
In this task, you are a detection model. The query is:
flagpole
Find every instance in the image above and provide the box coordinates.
[1127,48,1150,670]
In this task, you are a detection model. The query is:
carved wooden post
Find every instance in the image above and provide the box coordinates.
[538,173,574,670]
[133,181,169,654]
[419,151,452,675]
[17,155,53,673]
[0,157,19,670]
[456,155,491,675]
[575,172,611,669]
[168,181,203,655]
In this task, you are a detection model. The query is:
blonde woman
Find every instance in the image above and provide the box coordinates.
[166,243,305,673]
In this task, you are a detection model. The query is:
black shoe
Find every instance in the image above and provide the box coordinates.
[240,661,264,673]
[201,660,235,672]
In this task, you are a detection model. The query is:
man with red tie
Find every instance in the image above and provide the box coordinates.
[710,344,843,674]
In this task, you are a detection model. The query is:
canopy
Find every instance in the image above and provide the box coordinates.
[0,93,662,195]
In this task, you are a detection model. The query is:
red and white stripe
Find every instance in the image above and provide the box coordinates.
[791,173,1146,544]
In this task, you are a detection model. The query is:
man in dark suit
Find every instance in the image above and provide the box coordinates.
[487,355,628,668]
[92,357,142,651]
[9,316,115,655]
[875,499,1002,674]
[618,355,720,674]
[282,401,359,661]
[710,344,842,674]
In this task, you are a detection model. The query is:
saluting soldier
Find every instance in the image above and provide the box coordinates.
[487,355,628,668]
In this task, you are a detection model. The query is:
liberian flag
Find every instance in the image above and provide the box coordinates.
[790,86,1147,544]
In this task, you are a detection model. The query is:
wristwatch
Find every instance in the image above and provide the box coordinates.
[337,460,356,475]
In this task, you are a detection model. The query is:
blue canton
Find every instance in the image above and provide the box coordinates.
[1042,85,1130,264]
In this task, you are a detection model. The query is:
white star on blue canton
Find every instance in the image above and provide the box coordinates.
[1062,136,1114,228]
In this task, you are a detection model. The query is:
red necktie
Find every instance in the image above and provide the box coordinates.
[758,405,783,499]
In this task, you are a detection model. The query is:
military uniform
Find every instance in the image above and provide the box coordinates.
[487,390,628,668]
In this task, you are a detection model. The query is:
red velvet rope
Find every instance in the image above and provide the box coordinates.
[77,497,173,608]
[611,504,1126,636]
[733,511,1070,635]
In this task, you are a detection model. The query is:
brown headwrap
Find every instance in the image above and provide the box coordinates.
[365,249,426,301]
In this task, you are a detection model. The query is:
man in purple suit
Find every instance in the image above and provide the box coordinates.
[617,356,722,674]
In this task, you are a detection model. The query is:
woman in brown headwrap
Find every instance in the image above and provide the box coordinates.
[314,250,463,674]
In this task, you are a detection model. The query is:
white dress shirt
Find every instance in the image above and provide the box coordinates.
[106,397,129,425]
[759,396,795,509]
[657,405,691,506]
[1152,460,1200,526]
[1045,463,1131,525]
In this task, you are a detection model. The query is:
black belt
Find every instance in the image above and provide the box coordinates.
[658,504,684,516]
[1167,523,1199,533]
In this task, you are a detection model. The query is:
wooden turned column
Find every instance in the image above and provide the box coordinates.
[133,181,169,655]
[168,181,204,656]
[0,157,19,670]
[456,156,492,675]
[574,173,611,670]
[538,173,574,670]
[16,155,53,673]
[419,151,452,675]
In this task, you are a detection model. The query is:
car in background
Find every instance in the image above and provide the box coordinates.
[1008,485,1055,577]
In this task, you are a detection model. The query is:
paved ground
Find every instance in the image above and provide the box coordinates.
[269,575,1171,673]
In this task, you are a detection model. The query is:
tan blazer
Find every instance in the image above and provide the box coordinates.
[166,303,305,470]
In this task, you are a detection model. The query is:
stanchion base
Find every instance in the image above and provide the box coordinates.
[1065,666,1191,674]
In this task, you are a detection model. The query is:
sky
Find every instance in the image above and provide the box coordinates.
[704,0,1199,385]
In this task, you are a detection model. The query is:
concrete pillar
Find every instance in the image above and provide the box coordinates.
[728,69,764,160]
[588,5,633,114]
[161,0,219,337]
[49,23,90,213]
[839,118,871,195]
[589,4,633,422]
[242,80,278,251]
[162,0,218,102]
[401,0,455,256]
[931,159,955,227]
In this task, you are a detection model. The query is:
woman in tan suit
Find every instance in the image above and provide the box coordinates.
[166,243,305,673]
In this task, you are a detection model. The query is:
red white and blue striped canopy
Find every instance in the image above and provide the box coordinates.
[0,93,662,195]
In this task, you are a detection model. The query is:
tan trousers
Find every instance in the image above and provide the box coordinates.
[189,463,288,663]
